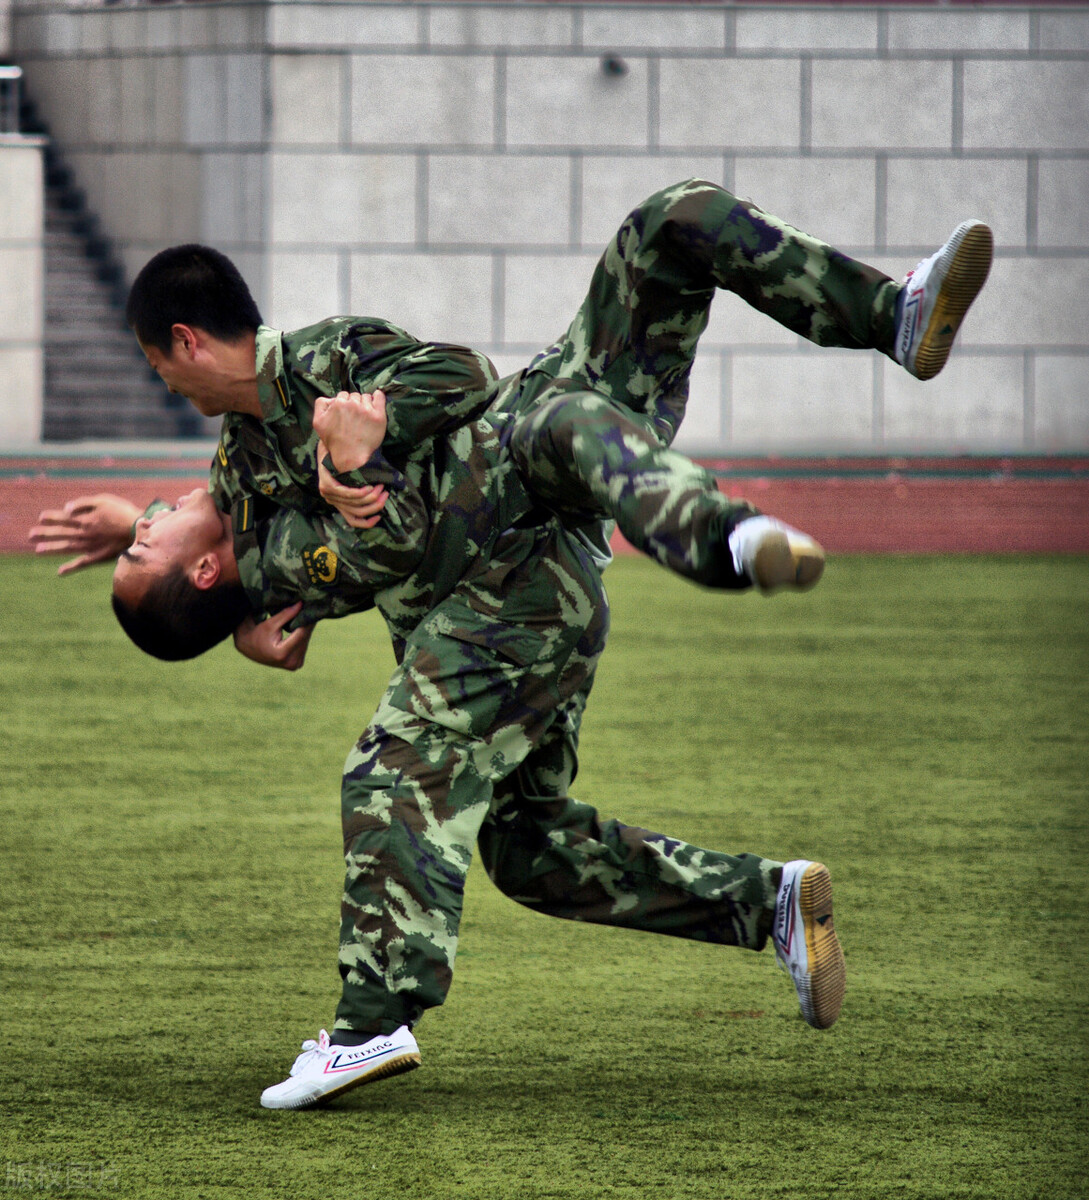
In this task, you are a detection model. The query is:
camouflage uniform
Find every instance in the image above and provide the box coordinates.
[513,177,898,447]
[209,321,498,523]
[211,179,895,1033]
[493,176,898,575]
[238,494,781,1036]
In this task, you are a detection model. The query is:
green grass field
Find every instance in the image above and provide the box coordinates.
[1,554,1086,1199]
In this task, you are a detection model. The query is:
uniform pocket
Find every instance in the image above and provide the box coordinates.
[380,600,549,742]
[426,600,547,668]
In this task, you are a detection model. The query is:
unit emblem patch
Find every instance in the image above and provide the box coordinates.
[303,545,339,585]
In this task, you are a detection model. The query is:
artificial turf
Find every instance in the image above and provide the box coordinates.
[0,553,1085,1199]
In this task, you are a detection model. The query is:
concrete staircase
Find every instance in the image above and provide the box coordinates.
[22,96,207,441]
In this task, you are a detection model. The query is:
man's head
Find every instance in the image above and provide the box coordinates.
[126,245,264,418]
[112,489,250,661]
[127,244,262,355]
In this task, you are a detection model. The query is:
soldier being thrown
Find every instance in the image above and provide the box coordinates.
[31,179,992,1108]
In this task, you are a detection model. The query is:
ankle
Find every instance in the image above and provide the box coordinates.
[329,1027,384,1048]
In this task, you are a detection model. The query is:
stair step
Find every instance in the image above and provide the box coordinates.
[37,138,193,439]
[47,367,154,385]
[46,309,123,325]
[46,376,168,396]
[46,278,123,299]
[45,334,140,354]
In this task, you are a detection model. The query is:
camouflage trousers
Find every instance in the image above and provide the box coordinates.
[510,390,756,587]
[334,519,781,1037]
[507,176,900,447]
[484,177,899,581]
[478,689,782,943]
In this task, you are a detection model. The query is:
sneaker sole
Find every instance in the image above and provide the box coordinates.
[280,1052,422,1111]
[798,863,846,1030]
[753,531,825,592]
[913,222,993,381]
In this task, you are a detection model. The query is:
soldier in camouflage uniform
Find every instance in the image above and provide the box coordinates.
[198,175,913,602]
[207,177,985,592]
[54,179,991,1104]
[111,446,817,1110]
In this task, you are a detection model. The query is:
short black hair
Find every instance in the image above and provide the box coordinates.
[125,244,263,355]
[112,565,252,661]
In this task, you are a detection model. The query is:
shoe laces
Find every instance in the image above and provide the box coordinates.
[289,1029,332,1077]
[902,244,938,288]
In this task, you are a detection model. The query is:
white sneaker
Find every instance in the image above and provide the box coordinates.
[259,1026,421,1110]
[772,860,845,1029]
[728,516,825,592]
[895,220,993,381]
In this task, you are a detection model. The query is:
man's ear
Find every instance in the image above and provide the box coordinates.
[192,552,222,591]
[170,323,200,359]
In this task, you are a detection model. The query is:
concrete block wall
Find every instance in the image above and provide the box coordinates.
[12,1,269,307]
[10,1,1089,453]
[0,138,44,445]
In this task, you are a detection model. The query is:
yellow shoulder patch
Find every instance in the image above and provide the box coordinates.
[233,496,254,534]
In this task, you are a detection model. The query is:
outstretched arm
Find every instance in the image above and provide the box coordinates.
[29,494,145,575]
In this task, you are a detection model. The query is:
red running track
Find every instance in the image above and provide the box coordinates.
[1,454,1087,556]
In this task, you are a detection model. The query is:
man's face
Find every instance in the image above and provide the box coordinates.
[113,489,226,605]
[139,338,226,418]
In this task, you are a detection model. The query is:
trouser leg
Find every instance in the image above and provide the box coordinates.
[334,525,608,1037]
[510,390,758,588]
[477,692,781,952]
[518,177,899,446]
[333,705,494,1037]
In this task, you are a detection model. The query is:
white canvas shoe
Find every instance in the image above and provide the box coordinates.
[772,860,845,1029]
[894,220,993,381]
[260,1026,421,1110]
[728,516,825,592]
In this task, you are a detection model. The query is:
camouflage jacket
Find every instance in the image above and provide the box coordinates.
[208,319,501,518]
[233,411,540,657]
[199,317,521,614]
[200,316,606,652]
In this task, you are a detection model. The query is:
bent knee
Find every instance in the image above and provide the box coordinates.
[510,394,584,469]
